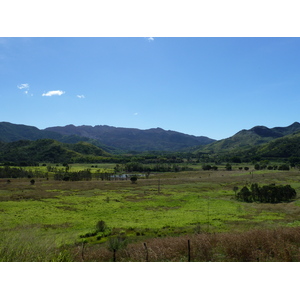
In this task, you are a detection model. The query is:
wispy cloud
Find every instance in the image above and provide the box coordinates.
[42,90,65,97]
[17,83,29,90]
[147,37,154,42]
[17,83,32,95]
[134,112,138,115]
[76,95,85,99]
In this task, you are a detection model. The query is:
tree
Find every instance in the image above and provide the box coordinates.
[202,164,211,171]
[130,175,138,184]
[95,220,107,233]
[107,235,128,262]
[237,186,252,202]
[237,183,296,203]
[233,186,239,198]
[225,163,232,171]
[254,164,260,170]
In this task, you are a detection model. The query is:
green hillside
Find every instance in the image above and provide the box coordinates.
[195,122,300,154]
[204,131,300,163]
[0,122,120,154]
[0,139,111,165]
[256,131,300,159]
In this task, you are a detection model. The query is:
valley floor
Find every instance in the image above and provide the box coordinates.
[1,166,300,261]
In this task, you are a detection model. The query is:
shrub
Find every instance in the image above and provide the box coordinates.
[278,164,290,171]
[202,164,212,171]
[225,163,232,171]
[130,176,138,184]
[107,235,128,262]
[96,220,107,233]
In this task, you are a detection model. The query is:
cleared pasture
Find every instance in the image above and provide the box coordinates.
[1,166,300,261]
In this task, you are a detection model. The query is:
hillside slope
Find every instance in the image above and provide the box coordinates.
[0,139,111,164]
[195,122,300,154]
[0,122,118,153]
[45,124,215,152]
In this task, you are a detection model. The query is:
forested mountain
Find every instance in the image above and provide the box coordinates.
[1,121,300,162]
[0,139,111,164]
[0,122,62,142]
[194,122,300,154]
[221,131,300,163]
[253,131,300,159]
[45,124,215,152]
[0,122,118,153]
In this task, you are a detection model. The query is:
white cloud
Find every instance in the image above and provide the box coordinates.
[76,95,85,99]
[42,90,65,97]
[17,83,29,90]
[148,37,154,42]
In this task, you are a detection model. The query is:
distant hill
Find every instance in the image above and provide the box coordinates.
[0,122,62,142]
[0,139,111,164]
[0,122,118,153]
[255,131,300,159]
[195,122,300,154]
[45,124,215,152]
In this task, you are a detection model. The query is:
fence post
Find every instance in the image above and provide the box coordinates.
[144,242,149,262]
[81,241,86,261]
[188,239,191,262]
[113,249,117,262]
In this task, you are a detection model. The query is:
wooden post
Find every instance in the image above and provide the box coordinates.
[144,242,149,262]
[81,241,85,261]
[207,198,210,233]
[188,239,191,262]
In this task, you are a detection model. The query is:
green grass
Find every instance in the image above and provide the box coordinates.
[1,166,300,260]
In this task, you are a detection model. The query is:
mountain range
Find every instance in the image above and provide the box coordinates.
[45,124,215,152]
[1,121,300,162]
[0,122,215,152]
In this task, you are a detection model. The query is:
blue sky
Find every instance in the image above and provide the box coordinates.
[1,37,300,140]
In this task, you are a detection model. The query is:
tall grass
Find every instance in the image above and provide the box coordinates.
[0,228,73,262]
[71,227,300,262]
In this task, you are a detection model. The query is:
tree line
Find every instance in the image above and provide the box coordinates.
[236,183,297,203]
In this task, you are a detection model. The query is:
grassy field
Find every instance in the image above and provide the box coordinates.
[1,165,300,261]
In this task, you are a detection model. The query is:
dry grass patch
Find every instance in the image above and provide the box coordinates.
[72,227,300,262]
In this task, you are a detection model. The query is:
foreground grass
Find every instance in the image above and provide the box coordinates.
[1,167,300,261]
[2,226,300,262]
[72,226,300,262]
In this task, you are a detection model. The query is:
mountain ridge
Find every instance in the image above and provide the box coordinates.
[1,121,300,156]
[45,124,215,152]
[195,122,300,153]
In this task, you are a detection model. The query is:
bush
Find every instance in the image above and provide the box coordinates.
[202,164,212,171]
[130,176,138,184]
[225,163,232,171]
[278,164,290,171]
[107,235,128,262]
[96,220,107,233]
